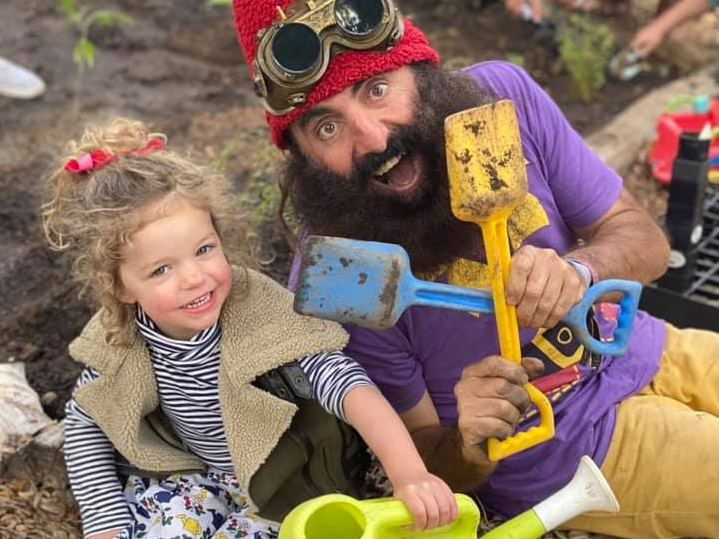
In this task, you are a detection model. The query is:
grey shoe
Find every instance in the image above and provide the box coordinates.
[0,56,46,99]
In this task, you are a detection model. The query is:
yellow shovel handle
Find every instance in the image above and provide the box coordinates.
[488,382,554,461]
[481,217,555,461]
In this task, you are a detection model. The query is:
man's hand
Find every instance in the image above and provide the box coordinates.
[455,355,544,464]
[506,245,587,329]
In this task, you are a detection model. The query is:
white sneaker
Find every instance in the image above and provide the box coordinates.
[0,56,46,99]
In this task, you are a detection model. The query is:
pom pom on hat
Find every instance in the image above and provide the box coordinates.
[232,0,440,148]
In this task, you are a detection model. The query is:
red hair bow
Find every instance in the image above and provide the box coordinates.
[63,138,165,173]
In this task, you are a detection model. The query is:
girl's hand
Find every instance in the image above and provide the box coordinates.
[86,528,124,539]
[391,471,459,530]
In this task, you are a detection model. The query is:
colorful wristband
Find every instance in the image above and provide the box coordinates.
[563,256,597,287]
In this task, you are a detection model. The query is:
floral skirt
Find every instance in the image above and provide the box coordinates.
[115,471,279,539]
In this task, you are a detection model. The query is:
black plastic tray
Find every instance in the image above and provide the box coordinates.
[640,184,719,331]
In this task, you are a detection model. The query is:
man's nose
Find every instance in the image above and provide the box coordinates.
[347,111,389,157]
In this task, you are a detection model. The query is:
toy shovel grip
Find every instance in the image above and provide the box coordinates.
[563,279,642,356]
[487,381,554,461]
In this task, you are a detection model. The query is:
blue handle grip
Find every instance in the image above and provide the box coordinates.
[563,279,642,356]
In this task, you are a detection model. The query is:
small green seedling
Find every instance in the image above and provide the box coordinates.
[58,0,133,74]
[554,15,614,103]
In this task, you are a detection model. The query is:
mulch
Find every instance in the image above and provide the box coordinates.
[0,478,81,539]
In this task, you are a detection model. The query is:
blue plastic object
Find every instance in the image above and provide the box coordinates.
[294,236,642,356]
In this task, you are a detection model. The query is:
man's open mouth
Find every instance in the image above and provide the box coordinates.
[371,153,422,194]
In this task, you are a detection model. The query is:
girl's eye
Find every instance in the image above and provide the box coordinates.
[197,244,214,256]
[151,265,169,278]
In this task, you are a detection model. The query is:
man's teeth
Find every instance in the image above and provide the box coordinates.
[374,154,403,177]
[185,293,210,308]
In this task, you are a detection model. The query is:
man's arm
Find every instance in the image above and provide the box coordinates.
[506,188,670,328]
[630,0,714,57]
[400,356,542,493]
[569,187,671,284]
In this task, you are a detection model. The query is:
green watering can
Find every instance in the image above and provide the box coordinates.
[279,493,479,539]
[278,456,619,539]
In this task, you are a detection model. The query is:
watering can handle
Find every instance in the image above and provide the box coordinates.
[563,279,642,356]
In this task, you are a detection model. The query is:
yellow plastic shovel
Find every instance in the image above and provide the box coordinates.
[444,100,554,461]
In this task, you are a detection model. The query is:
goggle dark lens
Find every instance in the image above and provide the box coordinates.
[271,23,322,74]
[334,0,385,37]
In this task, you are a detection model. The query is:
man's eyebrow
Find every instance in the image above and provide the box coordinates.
[349,79,364,96]
[298,106,330,130]
[297,80,366,130]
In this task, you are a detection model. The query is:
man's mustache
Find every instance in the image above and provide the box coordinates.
[349,126,422,184]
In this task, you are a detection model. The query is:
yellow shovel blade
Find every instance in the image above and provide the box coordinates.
[444,100,554,461]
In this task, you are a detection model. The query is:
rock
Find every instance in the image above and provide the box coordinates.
[0,362,52,455]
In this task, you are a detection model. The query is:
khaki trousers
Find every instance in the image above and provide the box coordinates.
[562,324,719,538]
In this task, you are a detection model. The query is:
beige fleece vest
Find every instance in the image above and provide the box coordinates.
[69,267,348,498]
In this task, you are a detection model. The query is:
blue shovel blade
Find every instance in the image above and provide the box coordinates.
[294,236,427,329]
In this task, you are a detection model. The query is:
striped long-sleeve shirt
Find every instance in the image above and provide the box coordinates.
[65,312,373,537]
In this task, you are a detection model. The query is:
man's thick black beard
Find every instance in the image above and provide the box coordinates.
[284,63,497,275]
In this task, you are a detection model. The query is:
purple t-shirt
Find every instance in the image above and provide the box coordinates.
[289,61,665,517]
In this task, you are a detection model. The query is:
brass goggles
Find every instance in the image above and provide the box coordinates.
[253,0,404,114]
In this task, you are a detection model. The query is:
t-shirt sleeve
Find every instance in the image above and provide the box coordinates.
[466,61,623,229]
[298,350,375,422]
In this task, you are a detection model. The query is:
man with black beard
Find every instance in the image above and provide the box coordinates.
[232,1,719,537]
[282,63,486,275]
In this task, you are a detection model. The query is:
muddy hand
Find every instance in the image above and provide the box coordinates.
[455,356,544,462]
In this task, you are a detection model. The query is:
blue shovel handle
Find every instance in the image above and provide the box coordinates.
[563,279,642,356]
[414,278,642,356]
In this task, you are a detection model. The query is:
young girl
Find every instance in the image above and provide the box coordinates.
[42,119,457,539]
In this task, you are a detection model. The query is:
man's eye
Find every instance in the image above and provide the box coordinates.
[318,122,336,140]
[369,82,388,99]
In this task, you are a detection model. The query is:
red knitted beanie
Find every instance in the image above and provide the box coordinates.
[232,0,440,148]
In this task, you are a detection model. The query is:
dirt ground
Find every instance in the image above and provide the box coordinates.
[0,0,717,537]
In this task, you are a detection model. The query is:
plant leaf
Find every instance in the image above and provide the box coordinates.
[92,9,134,26]
[72,37,96,69]
[57,0,78,17]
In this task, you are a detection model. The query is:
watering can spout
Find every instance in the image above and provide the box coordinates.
[482,455,619,539]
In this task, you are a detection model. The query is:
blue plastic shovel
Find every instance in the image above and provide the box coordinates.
[294,235,642,357]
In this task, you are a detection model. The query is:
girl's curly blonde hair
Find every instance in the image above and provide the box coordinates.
[42,118,249,346]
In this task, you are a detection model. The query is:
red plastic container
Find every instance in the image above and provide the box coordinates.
[646,96,719,184]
